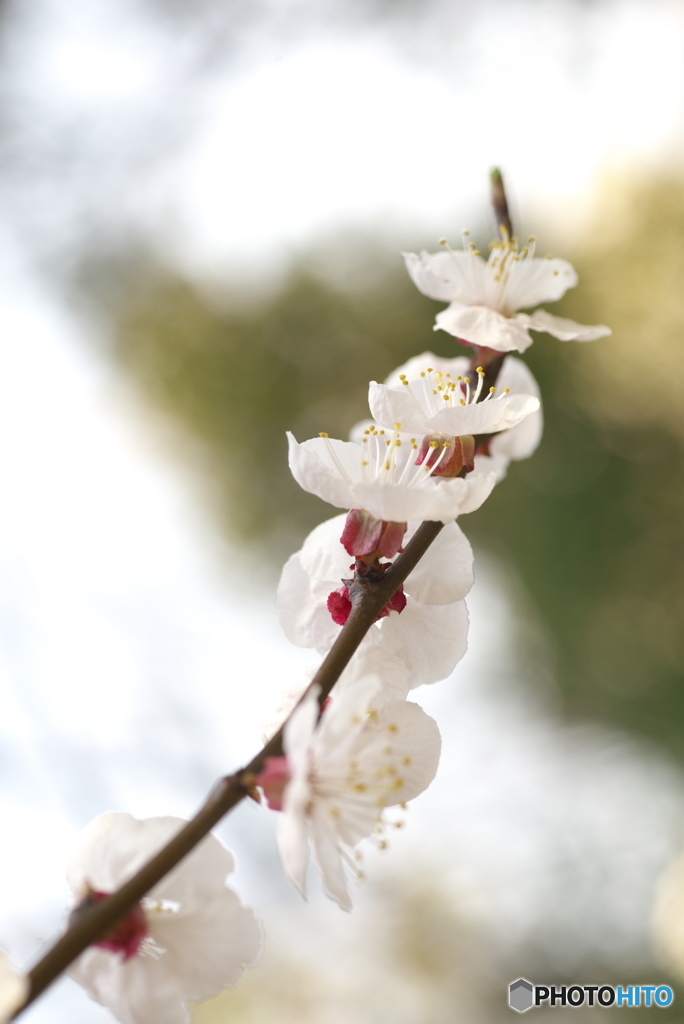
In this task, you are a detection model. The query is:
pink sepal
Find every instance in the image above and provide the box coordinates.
[254,755,292,812]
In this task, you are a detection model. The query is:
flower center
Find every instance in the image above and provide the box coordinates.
[442,227,548,316]
[327,579,406,626]
[72,889,149,961]
[317,427,457,489]
[397,364,509,418]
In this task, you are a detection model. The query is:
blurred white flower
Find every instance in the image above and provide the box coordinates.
[278,514,471,687]
[404,232,610,353]
[262,645,413,743]
[287,429,497,524]
[0,951,27,1023]
[67,813,261,1024]
[278,684,441,910]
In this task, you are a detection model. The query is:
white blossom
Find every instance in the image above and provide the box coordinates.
[67,813,261,1024]
[368,351,540,439]
[404,232,610,353]
[278,514,472,687]
[372,351,543,466]
[279,684,441,910]
[287,429,497,524]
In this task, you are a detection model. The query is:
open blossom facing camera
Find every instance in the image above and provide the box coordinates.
[67,813,261,1024]
[270,684,441,911]
[404,231,610,353]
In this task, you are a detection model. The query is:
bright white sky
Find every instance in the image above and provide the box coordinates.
[179,0,684,275]
[3,1,684,1020]
[5,0,684,280]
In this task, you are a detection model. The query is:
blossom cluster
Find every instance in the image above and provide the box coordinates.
[258,227,607,910]
[0,222,609,1024]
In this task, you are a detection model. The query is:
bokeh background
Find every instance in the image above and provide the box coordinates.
[2,0,684,1021]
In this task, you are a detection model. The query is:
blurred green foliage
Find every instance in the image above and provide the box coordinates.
[113,177,684,759]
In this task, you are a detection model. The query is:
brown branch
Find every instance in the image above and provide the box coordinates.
[16,518,444,1019]
[490,167,513,239]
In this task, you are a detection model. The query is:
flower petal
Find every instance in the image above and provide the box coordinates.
[426,393,539,436]
[277,552,339,651]
[309,807,354,911]
[403,522,473,605]
[149,887,262,1000]
[368,380,430,434]
[298,514,350,581]
[287,433,356,509]
[403,250,481,302]
[504,256,578,309]
[371,599,469,687]
[361,701,441,803]
[490,356,543,460]
[520,309,611,341]
[70,949,190,1024]
[435,304,534,353]
[279,690,321,897]
[349,472,496,523]
[67,814,187,896]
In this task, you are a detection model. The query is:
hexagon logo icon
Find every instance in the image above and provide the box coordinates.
[509,978,534,1013]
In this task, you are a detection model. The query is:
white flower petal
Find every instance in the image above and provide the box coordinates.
[279,690,321,897]
[150,887,261,999]
[367,380,430,434]
[473,450,510,482]
[277,552,340,651]
[298,514,350,581]
[403,250,481,302]
[490,356,543,460]
[151,832,235,908]
[349,472,496,523]
[266,647,411,743]
[70,949,190,1024]
[520,308,612,341]
[67,814,186,896]
[329,646,411,704]
[309,807,354,911]
[403,521,473,605]
[435,303,534,353]
[503,256,578,309]
[361,701,441,803]
[426,392,539,436]
[283,685,321,771]
[287,433,355,510]
[371,599,469,687]
[278,792,311,899]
